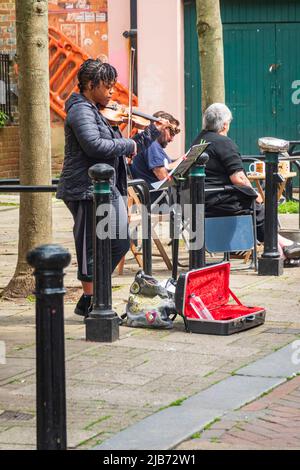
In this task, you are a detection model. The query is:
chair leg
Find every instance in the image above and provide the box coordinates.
[117,255,125,275]
[152,227,173,270]
[252,201,258,271]
[244,251,252,264]
[117,240,143,275]
[130,241,143,268]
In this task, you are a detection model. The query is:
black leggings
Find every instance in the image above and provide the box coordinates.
[65,189,130,282]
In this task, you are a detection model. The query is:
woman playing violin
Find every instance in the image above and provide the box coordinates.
[56,58,170,318]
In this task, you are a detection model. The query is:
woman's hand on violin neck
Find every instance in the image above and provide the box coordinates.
[154,118,171,132]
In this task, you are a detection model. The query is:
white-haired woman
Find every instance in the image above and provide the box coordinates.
[191,103,300,267]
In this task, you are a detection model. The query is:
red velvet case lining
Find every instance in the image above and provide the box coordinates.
[184,263,263,321]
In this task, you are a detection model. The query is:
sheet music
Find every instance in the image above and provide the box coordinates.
[151,143,208,190]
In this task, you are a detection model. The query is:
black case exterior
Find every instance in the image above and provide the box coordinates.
[175,269,266,336]
[184,312,266,336]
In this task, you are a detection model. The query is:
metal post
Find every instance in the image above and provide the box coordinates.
[171,179,185,280]
[134,182,152,275]
[258,137,289,276]
[189,153,209,270]
[27,244,70,450]
[85,164,119,343]
[127,180,152,275]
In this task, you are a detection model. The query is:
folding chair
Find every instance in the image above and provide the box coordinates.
[205,213,258,270]
[117,186,172,274]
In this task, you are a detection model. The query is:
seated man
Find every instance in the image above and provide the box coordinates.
[130,111,180,204]
[191,102,300,267]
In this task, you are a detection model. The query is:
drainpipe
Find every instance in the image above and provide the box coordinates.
[123,0,138,95]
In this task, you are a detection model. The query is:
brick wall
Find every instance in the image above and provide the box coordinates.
[0,125,19,178]
[1,3,19,179]
[0,0,16,51]
[0,0,18,123]
[0,125,64,179]
[0,2,64,180]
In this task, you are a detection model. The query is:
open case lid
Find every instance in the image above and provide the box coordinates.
[175,262,231,315]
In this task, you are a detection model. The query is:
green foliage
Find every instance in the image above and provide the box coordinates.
[168,397,187,407]
[84,415,111,431]
[203,417,221,431]
[158,396,188,412]
[0,111,9,128]
[0,202,19,207]
[278,201,299,214]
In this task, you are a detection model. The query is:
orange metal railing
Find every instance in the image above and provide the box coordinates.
[48,26,138,122]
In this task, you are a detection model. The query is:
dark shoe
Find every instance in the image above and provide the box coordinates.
[283,242,300,260]
[74,294,92,317]
[284,258,300,268]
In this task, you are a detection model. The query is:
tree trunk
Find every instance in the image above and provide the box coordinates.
[3,0,52,298]
[195,0,225,113]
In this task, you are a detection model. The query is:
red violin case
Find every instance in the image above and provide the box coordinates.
[175,262,266,335]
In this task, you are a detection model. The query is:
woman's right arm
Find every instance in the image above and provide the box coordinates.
[68,104,136,159]
[230,171,263,203]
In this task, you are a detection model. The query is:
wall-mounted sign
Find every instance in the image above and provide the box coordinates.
[49,0,108,59]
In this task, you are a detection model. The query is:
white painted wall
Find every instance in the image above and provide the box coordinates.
[107,0,131,88]
[137,0,185,157]
[108,0,185,157]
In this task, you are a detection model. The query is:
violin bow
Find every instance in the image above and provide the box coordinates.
[128,47,135,138]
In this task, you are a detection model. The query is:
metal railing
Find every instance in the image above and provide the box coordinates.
[0,177,152,274]
[242,153,300,229]
[0,53,11,118]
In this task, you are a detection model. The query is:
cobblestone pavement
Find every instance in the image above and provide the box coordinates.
[0,198,300,450]
[177,376,300,450]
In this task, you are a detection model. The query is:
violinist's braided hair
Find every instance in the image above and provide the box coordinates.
[78,58,118,93]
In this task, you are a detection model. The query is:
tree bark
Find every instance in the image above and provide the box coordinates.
[3,0,52,298]
[195,0,225,112]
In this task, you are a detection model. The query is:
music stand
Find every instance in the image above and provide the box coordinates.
[151,143,209,191]
[161,143,209,279]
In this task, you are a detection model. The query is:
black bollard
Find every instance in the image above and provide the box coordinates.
[27,244,71,450]
[257,137,289,276]
[189,152,209,270]
[85,164,119,343]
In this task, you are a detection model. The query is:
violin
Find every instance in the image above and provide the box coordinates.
[101,101,171,131]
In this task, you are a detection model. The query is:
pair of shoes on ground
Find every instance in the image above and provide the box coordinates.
[74,294,123,324]
[283,242,300,260]
[284,258,300,268]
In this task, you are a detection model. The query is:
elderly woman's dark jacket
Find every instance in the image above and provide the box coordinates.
[56,93,160,200]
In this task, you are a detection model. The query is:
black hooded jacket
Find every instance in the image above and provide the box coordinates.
[56,93,160,200]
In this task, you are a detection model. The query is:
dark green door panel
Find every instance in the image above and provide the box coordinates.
[184,0,300,155]
[224,24,276,154]
[221,0,300,24]
[275,23,300,141]
[184,0,201,148]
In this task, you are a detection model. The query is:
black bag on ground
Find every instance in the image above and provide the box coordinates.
[122,270,177,329]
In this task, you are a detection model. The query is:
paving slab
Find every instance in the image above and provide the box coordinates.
[177,375,300,450]
[95,373,284,450]
[1,201,300,450]
[237,342,300,378]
